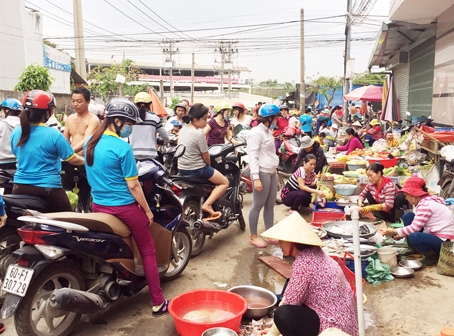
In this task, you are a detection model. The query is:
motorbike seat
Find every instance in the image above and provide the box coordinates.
[226,155,238,164]
[39,212,132,238]
[2,194,50,212]
[171,175,215,186]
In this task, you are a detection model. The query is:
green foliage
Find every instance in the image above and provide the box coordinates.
[169,97,180,109]
[87,59,144,99]
[352,72,386,85]
[123,83,150,97]
[14,63,54,92]
[307,76,343,107]
[251,79,296,99]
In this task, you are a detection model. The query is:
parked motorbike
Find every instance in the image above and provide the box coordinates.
[0,153,192,336]
[439,160,454,199]
[171,142,246,257]
[277,135,301,173]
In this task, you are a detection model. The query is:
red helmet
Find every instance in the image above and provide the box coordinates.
[22,90,56,110]
[232,102,246,112]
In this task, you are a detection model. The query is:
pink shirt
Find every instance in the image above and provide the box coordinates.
[283,247,359,335]
[336,137,364,154]
[397,195,454,239]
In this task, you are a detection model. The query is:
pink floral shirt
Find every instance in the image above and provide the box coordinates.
[283,247,359,335]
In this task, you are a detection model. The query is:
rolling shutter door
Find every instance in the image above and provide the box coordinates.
[394,64,409,114]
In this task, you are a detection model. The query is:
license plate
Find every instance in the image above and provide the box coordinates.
[2,265,34,297]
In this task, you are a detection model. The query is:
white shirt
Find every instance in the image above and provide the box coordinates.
[246,123,279,180]
[230,115,253,130]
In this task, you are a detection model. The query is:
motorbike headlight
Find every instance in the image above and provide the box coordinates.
[35,244,69,259]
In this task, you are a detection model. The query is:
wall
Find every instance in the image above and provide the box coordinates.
[0,0,43,91]
[0,90,73,115]
[432,4,454,126]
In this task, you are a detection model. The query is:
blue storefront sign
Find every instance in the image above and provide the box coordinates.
[43,45,71,72]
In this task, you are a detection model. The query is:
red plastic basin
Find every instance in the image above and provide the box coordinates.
[169,289,247,336]
[367,157,399,168]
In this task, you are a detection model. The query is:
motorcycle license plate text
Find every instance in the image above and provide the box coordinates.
[2,265,34,297]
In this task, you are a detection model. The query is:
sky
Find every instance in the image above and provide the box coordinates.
[27,0,389,83]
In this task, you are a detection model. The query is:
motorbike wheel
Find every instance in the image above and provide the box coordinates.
[14,261,84,336]
[440,181,454,199]
[0,227,22,305]
[237,213,246,231]
[161,227,192,282]
[183,200,206,257]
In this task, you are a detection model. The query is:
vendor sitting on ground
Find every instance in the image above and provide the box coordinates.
[336,128,364,155]
[292,136,328,174]
[262,213,359,336]
[281,154,326,215]
[357,162,409,222]
[379,177,454,266]
[365,119,383,146]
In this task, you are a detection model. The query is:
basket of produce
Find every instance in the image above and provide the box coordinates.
[334,176,358,185]
[333,184,357,196]
[343,171,359,178]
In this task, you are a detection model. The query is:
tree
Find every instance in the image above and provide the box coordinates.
[87,59,144,99]
[307,76,343,107]
[352,71,386,85]
[14,63,54,92]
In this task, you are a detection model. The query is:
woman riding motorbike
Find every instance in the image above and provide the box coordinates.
[10,90,84,211]
[84,98,169,316]
[204,102,236,147]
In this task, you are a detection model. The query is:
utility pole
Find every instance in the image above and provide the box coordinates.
[161,40,179,99]
[191,53,195,103]
[300,8,305,109]
[343,0,353,123]
[216,41,238,96]
[73,0,86,80]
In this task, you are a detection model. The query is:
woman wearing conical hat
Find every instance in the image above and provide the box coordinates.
[262,213,359,336]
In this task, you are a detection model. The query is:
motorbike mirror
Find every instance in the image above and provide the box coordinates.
[406,111,411,116]
[174,145,185,158]
[233,124,243,137]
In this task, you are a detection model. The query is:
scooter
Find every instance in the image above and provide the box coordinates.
[0,152,192,336]
[158,135,179,176]
[171,142,246,257]
[278,135,301,173]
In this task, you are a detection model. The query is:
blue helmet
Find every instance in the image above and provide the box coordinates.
[170,120,182,127]
[1,98,23,111]
[258,104,280,118]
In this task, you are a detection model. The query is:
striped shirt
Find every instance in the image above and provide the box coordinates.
[285,167,315,191]
[396,195,454,239]
[359,177,398,212]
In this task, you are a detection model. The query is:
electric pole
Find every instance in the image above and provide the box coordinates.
[300,8,305,109]
[73,0,86,81]
[343,0,353,123]
[161,40,179,99]
[216,41,238,96]
[191,53,195,103]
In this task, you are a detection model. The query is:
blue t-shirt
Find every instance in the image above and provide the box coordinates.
[299,114,313,133]
[11,124,75,188]
[84,131,138,206]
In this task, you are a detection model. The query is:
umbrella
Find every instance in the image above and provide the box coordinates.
[381,76,401,123]
[344,85,383,102]
[148,87,168,117]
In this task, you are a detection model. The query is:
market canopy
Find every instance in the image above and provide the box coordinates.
[344,85,383,102]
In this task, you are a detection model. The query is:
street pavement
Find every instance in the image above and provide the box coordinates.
[2,193,454,335]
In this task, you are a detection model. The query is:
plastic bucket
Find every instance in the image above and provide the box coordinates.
[377,247,397,267]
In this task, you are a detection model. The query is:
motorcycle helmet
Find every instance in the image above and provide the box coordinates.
[170,120,182,127]
[105,98,140,123]
[214,102,231,114]
[1,98,23,111]
[258,104,280,118]
[22,90,56,110]
[173,103,187,113]
[232,102,246,112]
[134,92,152,104]
[279,104,289,111]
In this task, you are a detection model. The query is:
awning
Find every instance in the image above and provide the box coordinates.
[368,21,435,69]
[71,69,87,85]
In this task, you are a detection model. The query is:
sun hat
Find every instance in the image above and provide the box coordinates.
[370,119,380,126]
[398,177,429,197]
[352,121,362,127]
[300,136,315,149]
[261,212,324,247]
[331,124,339,129]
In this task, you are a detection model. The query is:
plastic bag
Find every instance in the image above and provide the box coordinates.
[365,256,394,285]
[66,188,79,211]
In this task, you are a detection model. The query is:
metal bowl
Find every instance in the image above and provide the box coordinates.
[228,285,277,320]
[399,259,423,271]
[202,327,238,336]
[322,220,378,239]
[390,266,415,279]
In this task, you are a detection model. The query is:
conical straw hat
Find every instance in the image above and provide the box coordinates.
[261,212,324,247]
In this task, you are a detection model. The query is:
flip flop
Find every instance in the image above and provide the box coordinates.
[249,239,267,248]
[202,211,222,221]
[264,238,279,245]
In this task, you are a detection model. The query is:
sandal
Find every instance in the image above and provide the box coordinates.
[264,238,279,245]
[152,299,169,317]
[249,239,267,248]
[202,211,222,221]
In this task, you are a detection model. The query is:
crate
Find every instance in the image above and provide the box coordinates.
[344,256,368,279]
[330,254,365,297]
[311,210,345,227]
[313,201,343,211]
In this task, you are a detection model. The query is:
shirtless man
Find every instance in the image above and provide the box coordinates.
[64,87,100,154]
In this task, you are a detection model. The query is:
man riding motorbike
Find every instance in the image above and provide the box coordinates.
[0,98,22,168]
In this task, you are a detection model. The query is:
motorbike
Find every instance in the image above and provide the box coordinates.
[171,142,247,257]
[0,152,192,336]
[0,167,15,194]
[439,160,454,199]
[277,135,301,173]
[158,134,179,176]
